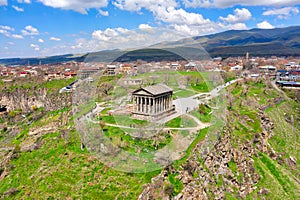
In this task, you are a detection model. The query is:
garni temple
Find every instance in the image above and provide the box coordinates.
[131,84,175,121]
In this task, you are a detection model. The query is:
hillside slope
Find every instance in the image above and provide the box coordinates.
[0,77,299,199]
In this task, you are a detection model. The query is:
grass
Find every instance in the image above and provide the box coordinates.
[168,173,184,196]
[99,115,148,126]
[265,101,300,177]
[173,128,208,168]
[164,116,198,128]
[102,126,171,153]
[250,154,300,199]
[0,129,161,199]
[1,77,76,94]
[174,89,197,98]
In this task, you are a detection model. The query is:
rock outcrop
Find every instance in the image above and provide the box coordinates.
[0,88,71,112]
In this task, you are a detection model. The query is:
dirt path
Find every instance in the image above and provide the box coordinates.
[271,80,290,100]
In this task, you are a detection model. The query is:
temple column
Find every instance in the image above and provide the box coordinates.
[141,97,143,113]
[162,96,164,112]
[146,97,148,114]
[142,97,145,113]
[156,98,158,113]
[147,97,150,114]
[139,97,141,112]
[151,98,154,114]
[161,96,163,112]
[158,97,160,113]
[137,97,140,112]
[160,96,162,113]
[135,97,137,112]
[144,97,146,113]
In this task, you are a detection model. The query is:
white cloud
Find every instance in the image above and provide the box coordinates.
[12,5,24,12]
[183,0,300,8]
[139,24,152,29]
[30,44,40,51]
[112,1,218,36]
[11,34,24,39]
[0,25,14,31]
[0,29,9,37]
[228,23,248,30]
[37,0,108,14]
[0,0,7,6]
[50,37,61,41]
[38,38,44,43]
[172,24,203,35]
[0,25,23,39]
[113,0,178,12]
[98,9,109,16]
[263,7,299,19]
[17,0,31,3]
[153,7,211,26]
[219,8,252,23]
[22,25,39,35]
[86,27,187,53]
[257,21,274,29]
[92,28,126,41]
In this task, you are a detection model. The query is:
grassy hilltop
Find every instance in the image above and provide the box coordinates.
[0,74,299,199]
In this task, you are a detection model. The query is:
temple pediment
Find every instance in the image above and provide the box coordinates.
[132,83,173,96]
[134,90,153,96]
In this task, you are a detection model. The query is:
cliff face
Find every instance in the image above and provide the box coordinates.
[0,88,72,112]
[139,79,300,199]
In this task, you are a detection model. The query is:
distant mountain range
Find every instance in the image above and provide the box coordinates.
[152,26,300,58]
[1,26,299,65]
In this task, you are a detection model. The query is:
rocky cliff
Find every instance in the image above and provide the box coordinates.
[0,86,72,113]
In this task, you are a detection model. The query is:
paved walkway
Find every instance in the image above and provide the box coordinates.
[157,79,239,124]
[84,79,239,131]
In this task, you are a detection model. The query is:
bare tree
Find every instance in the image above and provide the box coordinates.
[99,82,114,96]
[185,75,191,86]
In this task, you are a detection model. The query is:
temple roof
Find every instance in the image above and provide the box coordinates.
[132,83,173,96]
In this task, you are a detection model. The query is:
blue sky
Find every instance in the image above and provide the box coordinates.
[0,0,299,58]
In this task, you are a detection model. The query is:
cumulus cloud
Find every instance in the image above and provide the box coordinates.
[183,0,300,8]
[38,38,44,43]
[113,0,218,36]
[17,0,31,3]
[12,5,24,12]
[139,24,152,29]
[0,0,7,6]
[37,0,108,14]
[22,25,39,35]
[219,8,252,23]
[0,25,14,31]
[50,37,61,41]
[153,7,211,26]
[0,25,24,39]
[11,34,24,39]
[114,1,209,26]
[92,28,128,41]
[86,27,186,52]
[30,44,40,51]
[263,7,299,19]
[228,23,248,30]
[113,0,178,12]
[98,9,109,16]
[257,21,274,29]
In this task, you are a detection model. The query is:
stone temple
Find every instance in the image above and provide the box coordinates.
[131,83,175,120]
